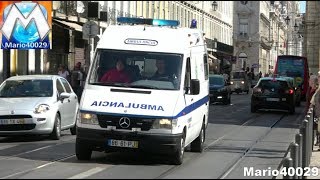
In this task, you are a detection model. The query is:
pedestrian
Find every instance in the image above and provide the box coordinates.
[309,73,320,148]
[57,64,70,81]
[259,71,262,79]
[71,62,84,101]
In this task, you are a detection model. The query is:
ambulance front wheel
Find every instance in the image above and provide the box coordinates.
[76,138,92,160]
[190,122,205,152]
[171,130,186,165]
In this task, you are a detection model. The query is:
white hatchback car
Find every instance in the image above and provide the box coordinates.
[0,75,79,140]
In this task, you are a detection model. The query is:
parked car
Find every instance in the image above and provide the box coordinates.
[251,77,295,114]
[0,75,79,139]
[209,74,231,105]
[230,70,250,94]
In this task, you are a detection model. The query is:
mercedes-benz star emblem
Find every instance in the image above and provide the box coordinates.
[119,117,130,128]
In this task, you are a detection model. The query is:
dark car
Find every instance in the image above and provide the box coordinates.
[281,76,301,106]
[209,74,231,105]
[251,77,295,114]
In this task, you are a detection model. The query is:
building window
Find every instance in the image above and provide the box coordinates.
[239,18,248,36]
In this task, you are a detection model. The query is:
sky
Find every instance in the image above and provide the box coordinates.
[299,1,306,13]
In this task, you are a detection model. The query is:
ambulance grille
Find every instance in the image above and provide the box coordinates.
[97,115,153,131]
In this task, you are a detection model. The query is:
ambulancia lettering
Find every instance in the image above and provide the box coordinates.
[124,38,158,46]
[90,101,164,111]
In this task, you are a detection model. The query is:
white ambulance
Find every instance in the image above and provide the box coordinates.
[76,17,210,165]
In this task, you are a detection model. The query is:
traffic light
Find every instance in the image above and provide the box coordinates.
[87,2,99,19]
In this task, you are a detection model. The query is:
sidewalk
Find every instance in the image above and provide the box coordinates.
[309,145,320,179]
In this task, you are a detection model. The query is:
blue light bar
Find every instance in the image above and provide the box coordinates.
[117,17,180,27]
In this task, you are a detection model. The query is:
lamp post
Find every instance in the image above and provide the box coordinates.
[294,23,299,55]
[285,15,290,55]
[199,1,218,31]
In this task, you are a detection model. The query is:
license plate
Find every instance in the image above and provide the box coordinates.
[266,98,279,102]
[107,139,138,148]
[0,119,25,125]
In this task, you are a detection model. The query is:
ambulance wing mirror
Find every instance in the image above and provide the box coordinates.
[190,79,200,95]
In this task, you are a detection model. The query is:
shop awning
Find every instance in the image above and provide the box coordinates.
[53,19,83,32]
[208,53,217,60]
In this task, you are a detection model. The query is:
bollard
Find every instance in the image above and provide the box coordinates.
[290,142,299,179]
[300,120,308,169]
[308,111,314,164]
[283,157,293,179]
[295,133,303,179]
[306,115,311,166]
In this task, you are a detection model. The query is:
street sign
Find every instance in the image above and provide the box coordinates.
[83,21,99,39]
[252,63,260,68]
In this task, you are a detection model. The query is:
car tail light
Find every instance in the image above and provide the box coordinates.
[253,87,262,93]
[285,89,294,94]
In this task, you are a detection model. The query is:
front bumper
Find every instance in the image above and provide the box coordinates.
[0,110,55,135]
[77,127,182,154]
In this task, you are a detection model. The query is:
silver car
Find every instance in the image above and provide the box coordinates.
[0,75,79,140]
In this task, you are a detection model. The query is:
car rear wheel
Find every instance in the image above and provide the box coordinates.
[191,123,205,152]
[289,106,295,114]
[295,98,301,107]
[76,138,92,160]
[50,114,61,140]
[251,103,257,113]
[227,95,231,104]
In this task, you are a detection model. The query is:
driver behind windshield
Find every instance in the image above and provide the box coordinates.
[150,59,171,80]
[100,59,131,83]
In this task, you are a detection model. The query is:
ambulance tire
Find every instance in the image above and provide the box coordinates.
[172,131,185,165]
[70,123,77,135]
[76,138,92,160]
[190,123,205,152]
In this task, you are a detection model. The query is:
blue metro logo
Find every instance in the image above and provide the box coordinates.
[0,2,51,49]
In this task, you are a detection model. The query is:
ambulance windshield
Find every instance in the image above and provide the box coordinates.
[88,49,183,90]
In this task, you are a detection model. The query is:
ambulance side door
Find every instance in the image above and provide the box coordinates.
[183,57,199,144]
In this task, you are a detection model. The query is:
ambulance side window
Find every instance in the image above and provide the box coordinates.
[184,57,191,94]
[204,54,209,80]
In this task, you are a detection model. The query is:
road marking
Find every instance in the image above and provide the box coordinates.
[68,167,107,179]
[0,144,16,150]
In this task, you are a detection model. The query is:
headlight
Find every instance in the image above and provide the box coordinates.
[79,112,99,125]
[152,118,177,129]
[241,81,245,84]
[230,81,234,84]
[34,104,50,114]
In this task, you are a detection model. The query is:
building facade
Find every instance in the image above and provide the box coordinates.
[0,1,233,83]
[232,1,299,76]
[303,1,320,74]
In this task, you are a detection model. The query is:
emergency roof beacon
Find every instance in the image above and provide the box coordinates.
[76,17,210,165]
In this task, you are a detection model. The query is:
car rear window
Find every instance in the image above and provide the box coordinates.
[259,79,288,90]
[232,72,245,79]
[209,76,224,85]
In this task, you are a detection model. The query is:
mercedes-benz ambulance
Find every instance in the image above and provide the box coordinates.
[76,17,210,165]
